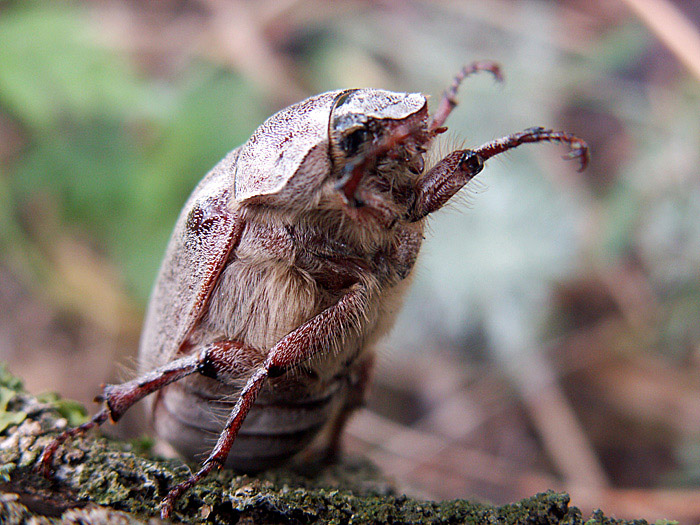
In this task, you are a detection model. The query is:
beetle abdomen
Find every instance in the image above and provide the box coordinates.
[152,375,346,471]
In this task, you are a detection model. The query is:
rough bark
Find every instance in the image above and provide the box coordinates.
[0,364,648,524]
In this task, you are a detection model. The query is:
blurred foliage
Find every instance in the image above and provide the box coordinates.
[0,1,268,301]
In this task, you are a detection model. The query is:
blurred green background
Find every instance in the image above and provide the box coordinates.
[1,0,699,522]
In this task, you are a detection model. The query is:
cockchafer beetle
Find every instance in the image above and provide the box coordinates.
[40,61,589,518]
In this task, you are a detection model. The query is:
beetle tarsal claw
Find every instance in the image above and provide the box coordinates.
[335,172,363,208]
[334,166,355,197]
[565,143,590,172]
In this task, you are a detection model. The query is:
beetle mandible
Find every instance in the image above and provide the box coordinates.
[40,61,589,518]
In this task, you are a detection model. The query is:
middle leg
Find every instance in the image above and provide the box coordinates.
[160,282,371,518]
[39,340,251,476]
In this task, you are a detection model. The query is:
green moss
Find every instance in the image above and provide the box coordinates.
[0,364,652,524]
[0,386,27,434]
[36,392,88,427]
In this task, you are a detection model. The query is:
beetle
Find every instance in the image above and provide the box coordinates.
[40,61,588,519]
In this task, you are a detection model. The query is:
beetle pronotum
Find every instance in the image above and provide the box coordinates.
[41,61,588,518]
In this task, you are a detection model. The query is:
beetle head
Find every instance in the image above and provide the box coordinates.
[234,89,433,234]
[326,89,431,226]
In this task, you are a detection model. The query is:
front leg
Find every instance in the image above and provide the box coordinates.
[409,127,590,221]
[429,60,503,132]
[160,282,371,519]
[410,149,485,221]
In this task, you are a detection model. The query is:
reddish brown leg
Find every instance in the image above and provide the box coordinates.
[429,60,503,132]
[410,127,589,221]
[475,126,590,170]
[160,283,369,519]
[158,367,268,518]
[410,149,485,221]
[39,409,111,476]
[324,355,375,462]
[39,341,244,477]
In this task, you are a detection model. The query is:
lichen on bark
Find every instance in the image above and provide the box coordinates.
[0,364,649,524]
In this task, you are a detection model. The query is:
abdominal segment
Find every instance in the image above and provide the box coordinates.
[152,374,346,471]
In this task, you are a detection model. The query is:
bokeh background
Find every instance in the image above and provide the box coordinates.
[1,0,700,522]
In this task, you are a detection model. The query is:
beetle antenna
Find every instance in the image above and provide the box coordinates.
[429,60,503,131]
[474,126,590,171]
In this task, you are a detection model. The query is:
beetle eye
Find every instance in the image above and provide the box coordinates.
[339,127,371,156]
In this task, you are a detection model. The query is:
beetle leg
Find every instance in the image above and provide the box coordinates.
[473,126,590,171]
[323,354,375,462]
[38,409,111,477]
[409,149,485,221]
[429,60,503,132]
[409,127,589,221]
[39,341,246,477]
[160,284,370,519]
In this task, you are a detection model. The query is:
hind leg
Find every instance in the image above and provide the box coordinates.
[323,354,375,462]
[39,341,250,475]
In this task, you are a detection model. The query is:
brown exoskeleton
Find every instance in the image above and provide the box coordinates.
[40,62,588,519]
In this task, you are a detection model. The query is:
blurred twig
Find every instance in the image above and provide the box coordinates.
[508,348,611,490]
[345,408,557,499]
[620,0,700,82]
[553,315,700,436]
[348,408,700,522]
